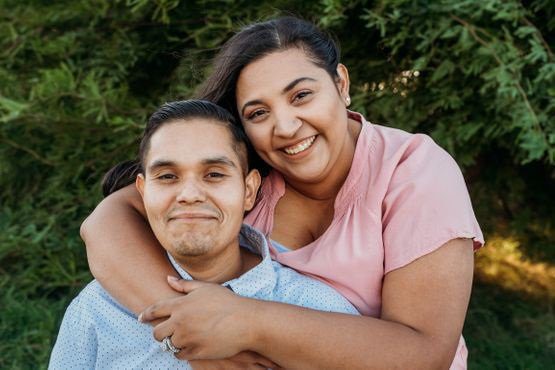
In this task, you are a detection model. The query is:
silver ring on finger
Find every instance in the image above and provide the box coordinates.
[161,336,181,354]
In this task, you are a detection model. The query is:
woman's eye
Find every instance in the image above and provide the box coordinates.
[293,91,312,102]
[247,109,268,121]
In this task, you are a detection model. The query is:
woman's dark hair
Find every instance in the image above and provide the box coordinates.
[196,16,341,121]
[103,17,337,197]
[102,100,251,197]
[101,159,142,198]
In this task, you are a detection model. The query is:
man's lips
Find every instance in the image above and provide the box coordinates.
[168,212,218,221]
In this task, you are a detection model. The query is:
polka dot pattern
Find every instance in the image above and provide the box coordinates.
[49,225,358,368]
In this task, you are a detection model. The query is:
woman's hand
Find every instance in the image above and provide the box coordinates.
[139,277,260,361]
[190,351,281,370]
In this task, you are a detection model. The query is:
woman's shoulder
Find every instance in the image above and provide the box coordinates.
[351,119,484,273]
[352,114,458,194]
[368,123,445,161]
[351,111,446,164]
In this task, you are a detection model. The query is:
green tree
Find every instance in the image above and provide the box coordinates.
[1,0,553,368]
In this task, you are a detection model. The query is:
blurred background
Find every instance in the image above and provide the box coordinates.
[0,0,553,368]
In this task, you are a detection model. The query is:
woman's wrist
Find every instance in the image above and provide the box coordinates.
[235,296,269,351]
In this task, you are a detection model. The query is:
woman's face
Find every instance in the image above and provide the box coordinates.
[235,48,351,184]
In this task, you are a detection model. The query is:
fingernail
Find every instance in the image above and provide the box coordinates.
[167,276,179,282]
[137,313,143,322]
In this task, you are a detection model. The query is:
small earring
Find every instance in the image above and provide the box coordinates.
[345,96,351,106]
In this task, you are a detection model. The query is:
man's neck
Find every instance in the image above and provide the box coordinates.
[171,243,262,284]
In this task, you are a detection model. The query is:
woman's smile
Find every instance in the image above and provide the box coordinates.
[236,48,354,185]
[281,135,317,156]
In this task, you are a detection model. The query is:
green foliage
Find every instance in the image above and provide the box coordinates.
[0,0,553,368]
[350,0,555,165]
[466,282,555,369]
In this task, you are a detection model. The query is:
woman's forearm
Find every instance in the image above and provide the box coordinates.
[81,184,180,313]
[247,239,473,370]
[137,238,472,369]
[249,302,437,370]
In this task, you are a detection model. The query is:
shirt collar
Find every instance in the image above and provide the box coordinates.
[167,224,277,297]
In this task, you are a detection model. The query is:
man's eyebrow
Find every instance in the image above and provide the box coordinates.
[148,157,238,172]
[148,159,176,172]
[201,156,237,169]
[240,77,317,116]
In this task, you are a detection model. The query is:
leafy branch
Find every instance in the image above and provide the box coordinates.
[450,14,548,149]
[521,16,554,62]
[1,136,55,166]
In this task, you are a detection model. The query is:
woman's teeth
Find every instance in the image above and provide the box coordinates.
[283,136,316,155]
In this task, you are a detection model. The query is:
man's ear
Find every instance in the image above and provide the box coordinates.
[336,63,351,103]
[136,173,145,198]
[243,169,261,211]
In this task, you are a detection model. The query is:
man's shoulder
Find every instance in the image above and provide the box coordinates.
[71,280,111,306]
[65,280,136,322]
[66,280,104,310]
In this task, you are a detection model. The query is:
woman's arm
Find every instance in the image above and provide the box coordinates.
[141,238,474,370]
[81,185,295,369]
[251,238,473,370]
[81,184,180,313]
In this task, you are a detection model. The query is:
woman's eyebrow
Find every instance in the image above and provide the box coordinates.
[240,77,317,116]
[282,77,316,94]
[241,99,263,116]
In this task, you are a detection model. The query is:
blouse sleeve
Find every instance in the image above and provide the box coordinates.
[381,134,484,274]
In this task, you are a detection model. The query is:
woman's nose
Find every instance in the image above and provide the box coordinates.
[274,114,302,138]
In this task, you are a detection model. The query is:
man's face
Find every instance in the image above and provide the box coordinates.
[136,119,260,263]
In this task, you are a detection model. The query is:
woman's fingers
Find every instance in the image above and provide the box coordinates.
[139,279,208,322]
[190,359,265,370]
[167,276,207,293]
[138,296,181,323]
[234,351,280,368]
[188,351,277,369]
[142,281,253,360]
[152,317,178,342]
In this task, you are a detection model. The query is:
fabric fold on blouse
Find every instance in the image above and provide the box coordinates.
[244,111,484,370]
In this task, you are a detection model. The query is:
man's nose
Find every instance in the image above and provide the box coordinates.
[176,179,206,203]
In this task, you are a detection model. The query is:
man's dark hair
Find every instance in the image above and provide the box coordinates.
[102,100,252,197]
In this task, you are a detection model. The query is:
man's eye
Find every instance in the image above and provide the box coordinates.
[157,174,176,180]
[206,172,225,179]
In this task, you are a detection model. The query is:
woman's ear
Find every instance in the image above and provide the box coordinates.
[336,63,351,106]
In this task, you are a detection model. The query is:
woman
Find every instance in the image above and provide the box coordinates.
[82,16,483,369]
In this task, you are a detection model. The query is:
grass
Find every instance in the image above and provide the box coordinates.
[464,173,555,369]
[466,247,555,369]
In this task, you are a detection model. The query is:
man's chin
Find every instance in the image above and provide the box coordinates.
[170,239,212,257]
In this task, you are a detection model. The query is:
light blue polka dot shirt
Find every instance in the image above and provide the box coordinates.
[49,224,359,369]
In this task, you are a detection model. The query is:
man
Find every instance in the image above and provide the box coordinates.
[49,100,358,369]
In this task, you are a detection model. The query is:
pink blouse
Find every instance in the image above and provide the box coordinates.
[244,111,484,369]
